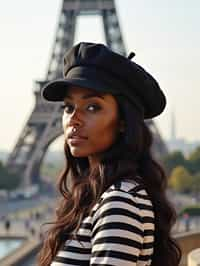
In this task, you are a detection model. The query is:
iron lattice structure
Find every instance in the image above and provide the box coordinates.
[6,0,168,186]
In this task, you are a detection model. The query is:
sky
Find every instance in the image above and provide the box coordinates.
[0,0,199,152]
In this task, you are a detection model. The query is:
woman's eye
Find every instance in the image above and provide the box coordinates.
[87,104,101,112]
[60,103,101,113]
[61,103,74,113]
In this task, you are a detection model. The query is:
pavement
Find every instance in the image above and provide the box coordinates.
[0,197,55,266]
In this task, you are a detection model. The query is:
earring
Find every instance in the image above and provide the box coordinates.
[72,127,77,133]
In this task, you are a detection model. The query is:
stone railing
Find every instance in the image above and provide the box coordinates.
[0,236,41,266]
[175,230,200,266]
[188,248,200,266]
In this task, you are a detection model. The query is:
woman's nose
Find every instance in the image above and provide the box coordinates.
[67,109,83,127]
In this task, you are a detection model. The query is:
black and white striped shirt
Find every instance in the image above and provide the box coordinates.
[51,178,155,266]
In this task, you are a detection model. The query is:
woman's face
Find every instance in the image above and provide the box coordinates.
[62,86,123,161]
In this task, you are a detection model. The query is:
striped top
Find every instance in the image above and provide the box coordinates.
[51,178,155,266]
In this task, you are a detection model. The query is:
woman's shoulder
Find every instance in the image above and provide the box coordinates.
[102,177,151,201]
[112,177,145,193]
[91,176,154,227]
[94,176,154,212]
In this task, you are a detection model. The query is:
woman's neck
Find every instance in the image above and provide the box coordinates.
[88,155,100,172]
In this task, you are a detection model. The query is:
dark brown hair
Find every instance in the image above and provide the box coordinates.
[37,95,182,266]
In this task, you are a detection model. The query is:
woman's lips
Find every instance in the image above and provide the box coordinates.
[68,136,88,145]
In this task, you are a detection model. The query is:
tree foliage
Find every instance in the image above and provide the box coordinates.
[187,146,200,174]
[163,146,200,176]
[169,166,193,192]
[191,171,200,194]
[162,150,186,176]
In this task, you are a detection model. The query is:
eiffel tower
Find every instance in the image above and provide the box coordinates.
[6,0,168,187]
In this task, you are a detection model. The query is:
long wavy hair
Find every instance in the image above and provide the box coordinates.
[37,95,182,266]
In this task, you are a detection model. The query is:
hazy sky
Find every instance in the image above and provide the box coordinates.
[0,0,199,152]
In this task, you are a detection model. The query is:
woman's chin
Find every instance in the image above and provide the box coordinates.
[69,147,89,158]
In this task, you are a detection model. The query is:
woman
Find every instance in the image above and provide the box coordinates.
[38,42,181,265]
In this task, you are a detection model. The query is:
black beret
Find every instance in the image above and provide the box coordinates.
[41,42,166,119]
